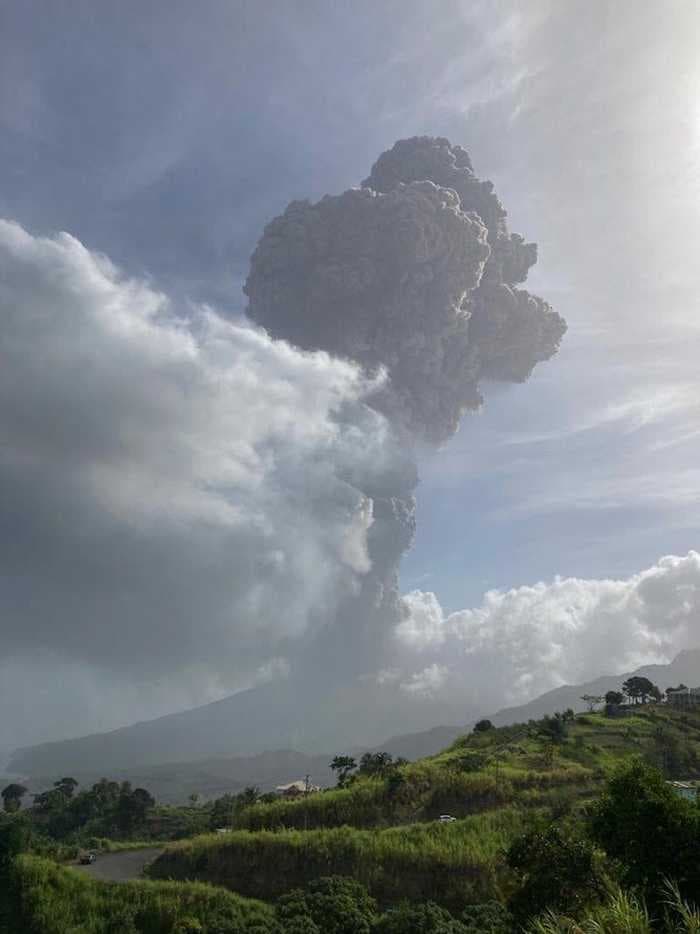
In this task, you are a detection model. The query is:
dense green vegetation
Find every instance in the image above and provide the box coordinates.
[226,705,700,835]
[3,700,700,932]
[4,854,276,934]
[149,809,528,907]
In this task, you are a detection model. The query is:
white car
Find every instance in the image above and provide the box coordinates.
[438,814,457,823]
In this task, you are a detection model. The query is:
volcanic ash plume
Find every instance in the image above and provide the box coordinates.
[246,136,566,446]
[244,137,567,701]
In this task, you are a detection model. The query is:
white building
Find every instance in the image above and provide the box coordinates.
[667,781,698,802]
[666,687,700,709]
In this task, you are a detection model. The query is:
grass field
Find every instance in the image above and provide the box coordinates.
[149,808,531,908]
[6,854,275,934]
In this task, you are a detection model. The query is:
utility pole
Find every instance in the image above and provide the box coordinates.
[304,774,310,832]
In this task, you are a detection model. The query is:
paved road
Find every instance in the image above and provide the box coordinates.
[75,847,163,882]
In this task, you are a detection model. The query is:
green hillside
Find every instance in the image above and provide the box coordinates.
[4,702,700,932]
[4,854,275,934]
[217,705,700,834]
[147,704,700,907]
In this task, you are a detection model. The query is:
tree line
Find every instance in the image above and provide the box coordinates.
[1,776,155,839]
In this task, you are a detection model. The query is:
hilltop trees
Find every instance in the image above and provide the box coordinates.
[330,756,357,788]
[22,776,158,839]
[605,690,624,706]
[358,752,395,778]
[54,777,78,799]
[622,676,657,704]
[580,695,604,712]
[1,785,27,814]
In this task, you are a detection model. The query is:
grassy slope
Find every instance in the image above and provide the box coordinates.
[7,854,275,934]
[148,705,700,908]
[149,809,528,909]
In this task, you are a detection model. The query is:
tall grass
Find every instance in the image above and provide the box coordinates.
[7,854,275,934]
[528,883,700,934]
[150,808,528,909]
[235,761,594,833]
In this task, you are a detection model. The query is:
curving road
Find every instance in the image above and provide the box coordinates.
[75,847,163,882]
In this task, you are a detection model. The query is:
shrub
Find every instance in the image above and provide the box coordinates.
[588,761,700,906]
[375,901,468,933]
[507,824,605,924]
[460,901,512,933]
[6,854,277,934]
[277,876,376,934]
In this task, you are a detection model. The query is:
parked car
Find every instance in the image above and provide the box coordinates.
[438,814,457,823]
[79,852,96,865]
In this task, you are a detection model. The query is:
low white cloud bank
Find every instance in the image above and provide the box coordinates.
[396,552,700,709]
[0,219,405,746]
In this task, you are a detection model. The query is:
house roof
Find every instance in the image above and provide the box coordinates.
[275,780,320,793]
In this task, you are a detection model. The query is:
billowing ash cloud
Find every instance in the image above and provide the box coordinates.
[243,136,566,686]
[247,137,566,444]
[0,218,413,746]
[2,138,568,754]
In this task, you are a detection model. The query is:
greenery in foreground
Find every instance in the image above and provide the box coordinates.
[148,808,528,907]
[227,704,700,834]
[3,701,700,932]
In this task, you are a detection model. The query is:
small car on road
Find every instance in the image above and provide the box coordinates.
[438,814,457,823]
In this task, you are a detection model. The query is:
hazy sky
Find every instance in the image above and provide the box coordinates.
[2,0,699,754]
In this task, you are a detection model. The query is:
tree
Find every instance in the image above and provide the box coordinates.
[460,902,513,934]
[358,752,394,777]
[1,784,27,814]
[277,876,377,934]
[622,676,656,705]
[209,793,236,829]
[580,694,604,712]
[116,785,155,833]
[507,824,605,923]
[330,755,357,788]
[236,786,260,809]
[537,713,568,744]
[473,719,494,733]
[376,901,469,933]
[605,690,624,706]
[54,777,78,798]
[589,761,700,907]
[649,684,663,703]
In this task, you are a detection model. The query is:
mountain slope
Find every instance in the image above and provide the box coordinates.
[9,650,700,783]
[490,648,700,727]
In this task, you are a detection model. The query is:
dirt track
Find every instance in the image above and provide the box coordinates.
[75,847,163,882]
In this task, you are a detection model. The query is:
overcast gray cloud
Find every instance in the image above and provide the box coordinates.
[0,218,414,747]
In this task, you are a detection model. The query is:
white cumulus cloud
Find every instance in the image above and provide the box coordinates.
[395,552,700,709]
